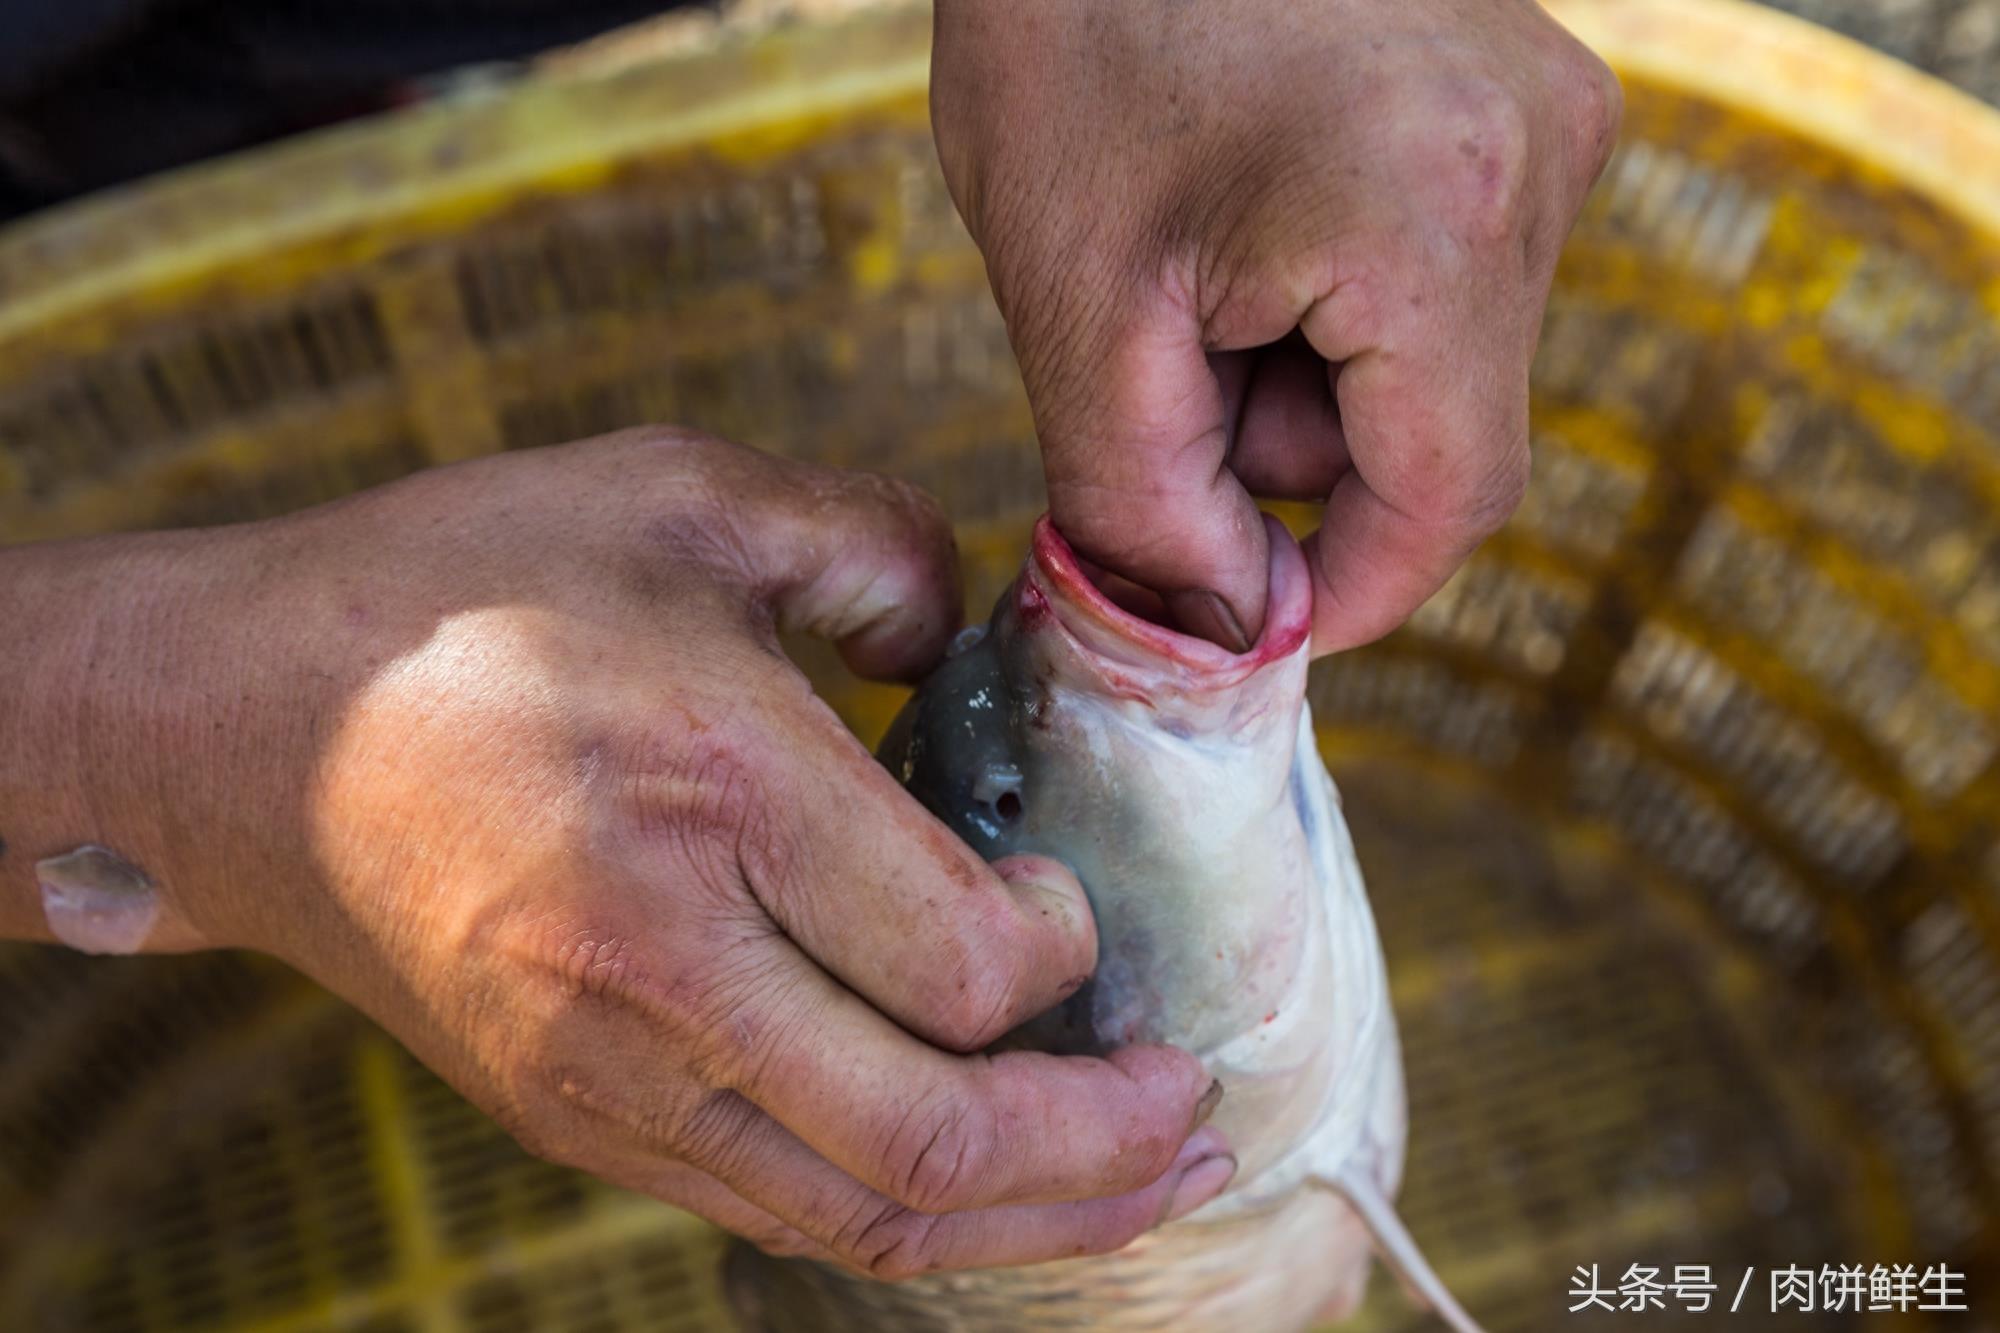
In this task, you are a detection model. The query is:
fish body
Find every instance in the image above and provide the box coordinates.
[729,516,1477,1332]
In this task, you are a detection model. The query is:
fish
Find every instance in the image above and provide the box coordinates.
[727,514,1481,1333]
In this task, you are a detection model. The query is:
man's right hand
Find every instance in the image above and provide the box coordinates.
[0,430,1231,1276]
[932,0,1621,656]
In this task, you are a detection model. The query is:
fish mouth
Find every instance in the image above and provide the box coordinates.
[1020,513,1313,695]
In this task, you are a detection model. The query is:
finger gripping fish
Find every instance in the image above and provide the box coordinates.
[728,515,1481,1333]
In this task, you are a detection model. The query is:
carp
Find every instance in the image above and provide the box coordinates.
[728,514,1480,1332]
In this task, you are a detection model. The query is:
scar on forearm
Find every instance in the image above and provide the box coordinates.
[36,844,159,955]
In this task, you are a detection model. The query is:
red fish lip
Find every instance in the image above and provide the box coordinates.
[1023,514,1312,686]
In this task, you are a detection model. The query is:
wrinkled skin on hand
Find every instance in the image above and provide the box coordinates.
[931,0,1622,653]
[1,432,1230,1277]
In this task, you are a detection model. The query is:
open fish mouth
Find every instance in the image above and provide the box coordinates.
[1016,512,1314,705]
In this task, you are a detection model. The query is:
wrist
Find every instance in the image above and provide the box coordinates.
[0,525,312,952]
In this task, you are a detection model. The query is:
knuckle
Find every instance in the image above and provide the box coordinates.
[548,926,649,1005]
[1559,46,1624,178]
[636,507,756,586]
[927,985,1013,1055]
[728,788,814,915]
[745,1226,818,1260]
[629,475,768,589]
[601,422,721,459]
[877,1087,996,1214]
[867,470,953,546]
[924,926,1031,1052]
[669,1089,759,1176]
[623,718,794,886]
[618,425,765,488]
[828,470,961,614]
[1425,75,1531,239]
[680,947,814,1092]
[834,1202,942,1281]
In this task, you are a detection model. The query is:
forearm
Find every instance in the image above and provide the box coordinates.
[0,527,292,951]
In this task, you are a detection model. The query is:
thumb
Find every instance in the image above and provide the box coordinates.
[1018,288,1270,651]
[720,453,966,683]
[754,697,1102,1053]
[990,852,1098,982]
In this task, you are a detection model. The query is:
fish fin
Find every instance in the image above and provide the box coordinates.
[1317,1167,1488,1333]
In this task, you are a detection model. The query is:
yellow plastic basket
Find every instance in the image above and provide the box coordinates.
[2,2,1998,1329]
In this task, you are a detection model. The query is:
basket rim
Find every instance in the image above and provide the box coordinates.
[0,4,936,345]
[1551,0,2000,241]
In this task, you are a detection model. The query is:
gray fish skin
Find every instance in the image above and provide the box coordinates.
[729,516,1478,1333]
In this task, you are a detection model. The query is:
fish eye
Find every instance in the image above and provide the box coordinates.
[995,791,1023,822]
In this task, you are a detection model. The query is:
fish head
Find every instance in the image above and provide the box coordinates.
[880,513,1322,1053]
[881,511,1314,866]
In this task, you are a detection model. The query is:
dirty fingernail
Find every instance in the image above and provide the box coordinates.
[1191,1078,1225,1129]
[1163,1153,1238,1224]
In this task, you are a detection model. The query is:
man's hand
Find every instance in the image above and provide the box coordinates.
[0,431,1229,1275]
[932,0,1621,653]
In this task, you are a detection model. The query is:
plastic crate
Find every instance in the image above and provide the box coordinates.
[1,1,1997,1329]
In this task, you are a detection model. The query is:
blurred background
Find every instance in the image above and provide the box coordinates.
[1,0,1998,1329]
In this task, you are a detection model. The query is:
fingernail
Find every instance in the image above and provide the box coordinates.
[1163,1153,1238,1224]
[1191,1078,1224,1130]
[1159,1127,1234,1225]
[1174,1125,1228,1167]
[1175,591,1253,653]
